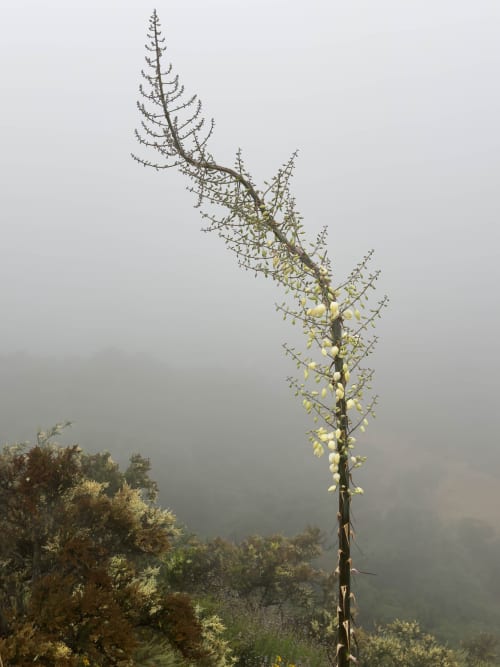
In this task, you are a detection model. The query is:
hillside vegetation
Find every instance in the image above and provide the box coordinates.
[0,430,498,666]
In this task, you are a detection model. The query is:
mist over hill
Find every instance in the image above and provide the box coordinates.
[1,348,497,536]
[0,350,418,529]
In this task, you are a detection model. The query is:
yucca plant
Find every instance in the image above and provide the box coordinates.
[133,12,387,664]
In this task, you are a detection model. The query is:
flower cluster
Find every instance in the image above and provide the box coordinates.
[276,252,386,494]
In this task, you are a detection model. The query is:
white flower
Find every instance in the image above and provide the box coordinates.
[331,346,339,358]
[307,303,326,317]
[346,399,355,410]
[333,472,341,483]
[329,302,340,319]
[313,442,324,457]
[333,371,341,382]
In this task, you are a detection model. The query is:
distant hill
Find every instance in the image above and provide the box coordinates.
[0,348,497,535]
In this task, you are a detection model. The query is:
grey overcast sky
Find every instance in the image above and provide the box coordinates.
[1,2,499,486]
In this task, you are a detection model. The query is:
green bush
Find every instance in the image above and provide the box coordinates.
[357,620,461,667]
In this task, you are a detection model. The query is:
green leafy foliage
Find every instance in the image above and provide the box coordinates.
[218,603,326,667]
[0,428,232,666]
[461,633,499,666]
[165,526,332,621]
[357,620,461,667]
[163,527,335,665]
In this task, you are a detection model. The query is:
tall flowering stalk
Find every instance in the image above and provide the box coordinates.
[133,12,387,665]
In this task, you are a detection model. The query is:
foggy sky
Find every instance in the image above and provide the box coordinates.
[1,1,499,516]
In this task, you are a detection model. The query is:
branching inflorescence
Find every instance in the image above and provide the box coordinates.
[133,11,387,665]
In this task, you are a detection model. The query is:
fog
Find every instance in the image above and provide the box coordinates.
[1,0,499,561]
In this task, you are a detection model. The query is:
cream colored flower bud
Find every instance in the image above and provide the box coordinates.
[307,304,326,317]
[333,472,341,483]
[313,442,324,457]
[343,309,353,320]
[346,399,355,410]
[329,302,340,319]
